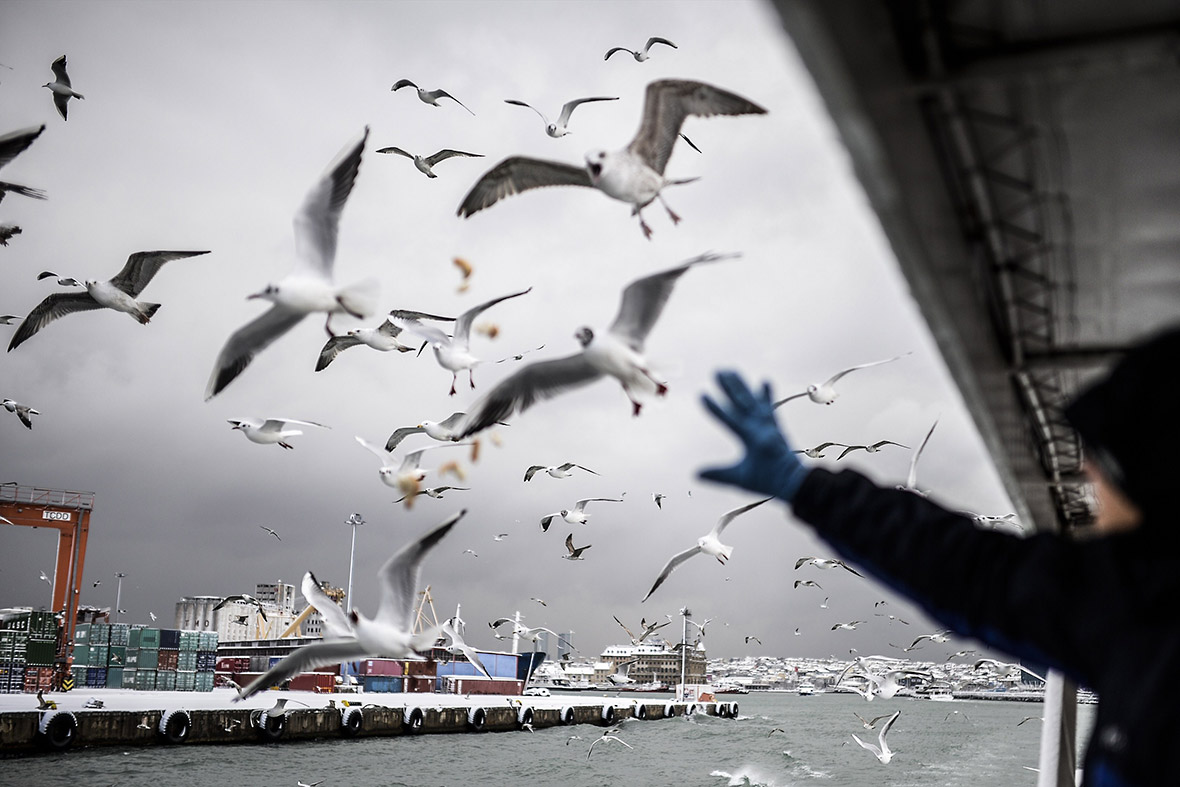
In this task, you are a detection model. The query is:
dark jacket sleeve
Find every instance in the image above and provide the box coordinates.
[791,468,1104,686]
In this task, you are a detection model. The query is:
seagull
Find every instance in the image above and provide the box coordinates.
[820,597,829,609]
[745,636,761,645]
[92,580,101,588]
[234,510,464,699]
[438,617,491,678]
[900,420,939,495]
[793,580,821,589]
[391,287,532,395]
[641,497,770,602]
[831,621,863,631]
[972,658,1045,683]
[489,618,574,651]
[613,615,669,645]
[214,594,269,622]
[228,417,328,450]
[222,719,242,732]
[852,710,901,764]
[794,557,864,578]
[566,735,583,745]
[296,781,325,787]
[453,252,734,437]
[587,727,634,759]
[43,56,84,120]
[259,525,281,541]
[604,37,677,62]
[838,441,909,460]
[530,597,547,607]
[149,612,157,622]
[458,80,766,238]
[904,630,952,651]
[462,549,478,558]
[524,463,598,482]
[945,650,977,661]
[0,223,21,245]
[2,398,39,429]
[393,486,470,503]
[774,353,911,407]
[376,146,484,178]
[8,251,210,351]
[539,497,623,532]
[315,309,452,371]
[793,442,848,459]
[38,570,51,585]
[391,79,474,115]
[1017,716,1043,727]
[204,128,375,399]
[855,712,895,730]
[492,533,509,542]
[0,125,47,203]
[136,715,152,730]
[355,436,469,504]
[504,96,619,138]
[874,613,909,625]
[653,493,666,509]
[384,411,483,452]
[605,659,639,686]
[0,315,24,325]
[563,533,592,560]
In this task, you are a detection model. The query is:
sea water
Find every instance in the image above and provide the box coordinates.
[4,692,1095,786]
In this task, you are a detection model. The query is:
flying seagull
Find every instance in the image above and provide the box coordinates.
[458,80,766,238]
[852,710,901,763]
[393,486,470,503]
[604,37,677,62]
[0,125,47,204]
[233,510,465,699]
[899,419,939,495]
[539,497,623,532]
[563,533,591,560]
[793,442,848,459]
[0,223,21,245]
[774,353,911,407]
[391,79,474,115]
[641,497,771,602]
[838,440,909,460]
[8,251,210,351]
[0,315,24,325]
[524,463,598,481]
[438,617,491,678]
[2,398,39,429]
[794,557,865,578]
[354,436,468,503]
[376,146,483,178]
[315,310,453,371]
[38,570,51,585]
[587,727,634,759]
[612,615,669,645]
[204,127,375,399]
[228,417,328,450]
[452,252,734,438]
[391,287,532,395]
[259,525,282,541]
[793,579,822,590]
[213,594,269,622]
[43,56,84,121]
[653,493,666,509]
[904,630,952,651]
[385,411,479,452]
[504,96,619,138]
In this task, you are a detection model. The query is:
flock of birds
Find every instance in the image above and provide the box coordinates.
[1,37,1015,769]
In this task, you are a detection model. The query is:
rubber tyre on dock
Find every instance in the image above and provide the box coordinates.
[467,707,487,731]
[38,710,77,751]
[634,704,648,721]
[405,707,424,733]
[516,706,534,729]
[340,706,363,737]
[600,705,616,725]
[159,709,192,744]
[252,709,285,741]
[560,706,576,725]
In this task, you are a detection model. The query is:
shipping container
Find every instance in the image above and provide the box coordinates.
[121,668,137,688]
[178,651,197,671]
[107,667,123,687]
[176,670,196,691]
[405,659,437,677]
[109,623,130,646]
[156,670,177,691]
[74,623,91,645]
[137,648,159,669]
[439,676,523,696]
[70,666,85,687]
[90,623,110,645]
[2,612,29,632]
[404,675,436,693]
[287,672,335,692]
[85,666,106,688]
[25,639,56,666]
[437,660,481,678]
[362,675,403,693]
[134,669,156,690]
[216,656,250,673]
[199,631,218,650]
[158,649,179,671]
[196,651,217,672]
[138,628,161,649]
[361,658,404,676]
[195,671,214,692]
[88,645,108,667]
[179,630,200,651]
[159,629,180,650]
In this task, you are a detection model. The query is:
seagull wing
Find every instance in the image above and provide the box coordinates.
[315,333,363,371]
[906,419,939,489]
[292,127,368,280]
[505,99,549,125]
[384,426,425,453]
[441,620,491,679]
[302,571,352,639]
[851,733,882,758]
[613,615,638,644]
[424,149,483,167]
[265,417,327,430]
[823,352,911,387]
[872,440,909,450]
[453,288,531,348]
[355,435,395,467]
[391,79,417,91]
[204,305,306,399]
[879,710,901,745]
[52,93,70,121]
[556,96,619,127]
[711,497,771,539]
[236,639,370,699]
[628,80,767,175]
[374,510,464,631]
[109,250,210,297]
[0,125,46,171]
[452,353,603,439]
[645,37,678,52]
[457,156,592,218]
[575,497,623,512]
[642,545,703,602]
[427,89,474,116]
[375,146,414,159]
[7,292,101,351]
[772,392,807,408]
[608,252,734,347]
[837,445,865,460]
[50,55,70,85]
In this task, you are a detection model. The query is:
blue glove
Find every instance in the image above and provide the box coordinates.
[699,370,810,502]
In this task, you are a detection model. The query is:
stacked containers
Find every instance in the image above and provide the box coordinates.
[135,627,160,690]
[196,631,217,692]
[24,612,58,692]
[177,630,198,691]
[0,627,27,694]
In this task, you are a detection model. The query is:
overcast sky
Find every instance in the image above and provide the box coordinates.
[0,0,1016,661]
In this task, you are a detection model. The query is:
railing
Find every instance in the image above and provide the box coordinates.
[0,482,95,510]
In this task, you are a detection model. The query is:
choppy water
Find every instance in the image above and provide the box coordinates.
[7,692,1094,786]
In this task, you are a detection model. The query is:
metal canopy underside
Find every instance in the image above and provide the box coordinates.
[772,0,1180,532]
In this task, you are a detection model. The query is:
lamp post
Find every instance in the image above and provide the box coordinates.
[680,606,690,700]
[114,572,127,623]
[345,513,365,613]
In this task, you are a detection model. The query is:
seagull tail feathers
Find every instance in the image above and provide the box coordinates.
[136,302,162,324]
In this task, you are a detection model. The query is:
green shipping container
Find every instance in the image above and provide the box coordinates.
[156,670,176,691]
[109,624,130,646]
[71,645,89,667]
[75,623,91,644]
[107,646,127,667]
[134,669,156,690]
[26,639,56,667]
[137,628,161,649]
[121,668,137,688]
[90,623,110,645]
[199,631,218,650]
[195,671,214,692]
[88,645,108,666]
[176,670,196,691]
[71,666,86,686]
[137,649,159,669]
[107,667,124,687]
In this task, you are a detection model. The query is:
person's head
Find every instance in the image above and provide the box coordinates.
[1065,324,1180,533]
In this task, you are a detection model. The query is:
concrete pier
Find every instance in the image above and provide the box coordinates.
[0,692,740,755]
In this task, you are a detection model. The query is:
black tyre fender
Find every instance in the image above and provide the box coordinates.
[251,708,285,741]
[560,705,575,725]
[340,706,363,737]
[467,706,486,731]
[728,702,740,718]
[663,702,675,718]
[634,703,648,721]
[158,709,192,744]
[38,710,77,750]
[405,706,424,733]
[516,706,534,728]
[684,702,698,716]
[600,704,616,725]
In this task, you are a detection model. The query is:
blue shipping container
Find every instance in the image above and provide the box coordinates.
[363,675,403,693]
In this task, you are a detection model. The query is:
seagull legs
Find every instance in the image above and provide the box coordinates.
[449,374,458,396]
[279,441,295,450]
[657,194,682,225]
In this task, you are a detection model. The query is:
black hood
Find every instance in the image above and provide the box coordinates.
[1064,324,1180,520]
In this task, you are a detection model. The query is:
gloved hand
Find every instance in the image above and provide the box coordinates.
[699,370,810,502]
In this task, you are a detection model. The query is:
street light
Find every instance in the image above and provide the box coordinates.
[345,513,365,613]
[114,573,127,624]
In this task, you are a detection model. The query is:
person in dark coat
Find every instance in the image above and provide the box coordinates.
[699,325,1180,786]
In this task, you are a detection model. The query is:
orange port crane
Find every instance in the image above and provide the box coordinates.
[0,483,95,666]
